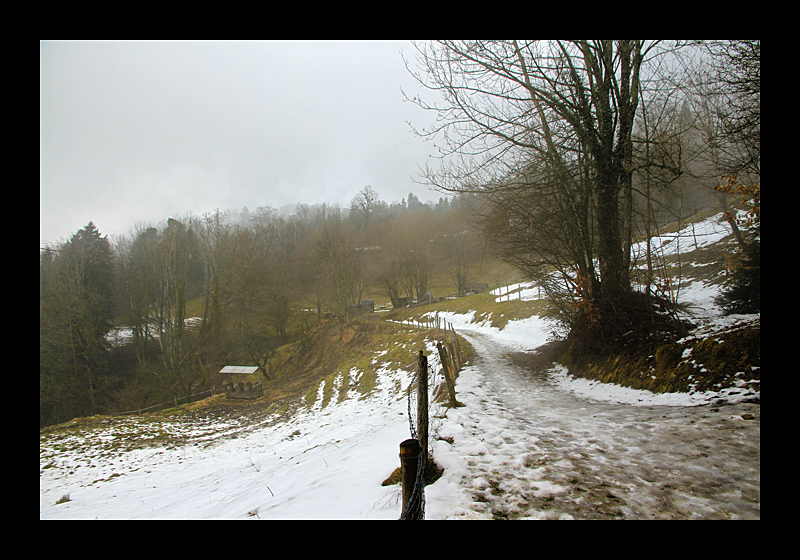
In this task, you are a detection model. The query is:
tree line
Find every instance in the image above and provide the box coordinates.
[39,192,482,427]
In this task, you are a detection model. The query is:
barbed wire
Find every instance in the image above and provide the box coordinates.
[401,355,427,520]
[405,345,446,443]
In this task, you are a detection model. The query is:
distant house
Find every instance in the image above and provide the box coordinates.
[465,282,490,294]
[349,300,375,315]
[219,366,260,375]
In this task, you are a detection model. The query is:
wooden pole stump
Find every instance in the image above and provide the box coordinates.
[399,438,420,515]
[417,350,428,475]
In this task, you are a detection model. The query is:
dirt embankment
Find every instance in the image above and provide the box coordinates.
[557,318,760,397]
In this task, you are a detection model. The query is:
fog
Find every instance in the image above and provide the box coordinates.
[40,40,439,245]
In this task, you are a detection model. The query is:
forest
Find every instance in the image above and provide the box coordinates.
[40,40,759,429]
[39,192,480,427]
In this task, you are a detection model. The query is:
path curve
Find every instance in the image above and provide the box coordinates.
[431,331,760,520]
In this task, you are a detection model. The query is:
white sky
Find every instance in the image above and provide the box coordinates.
[40,40,441,245]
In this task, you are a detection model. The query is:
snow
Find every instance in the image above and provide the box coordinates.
[39,347,432,519]
[630,212,734,258]
[424,310,758,409]
[491,282,544,302]
[40,213,759,520]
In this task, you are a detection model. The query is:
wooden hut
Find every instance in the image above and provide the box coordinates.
[219,366,263,399]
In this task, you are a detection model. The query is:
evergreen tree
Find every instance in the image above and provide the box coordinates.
[40,222,116,426]
[65,221,116,335]
[406,192,424,211]
[716,238,760,315]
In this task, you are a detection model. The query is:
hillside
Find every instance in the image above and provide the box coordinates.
[39,320,454,519]
[388,210,760,399]
[40,211,760,519]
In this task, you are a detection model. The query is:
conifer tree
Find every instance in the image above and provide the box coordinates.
[40,222,116,426]
[716,238,759,315]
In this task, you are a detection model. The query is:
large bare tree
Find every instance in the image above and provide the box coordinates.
[406,40,689,351]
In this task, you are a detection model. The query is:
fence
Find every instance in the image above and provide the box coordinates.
[398,313,463,409]
[399,319,464,519]
[112,385,221,417]
[112,378,267,417]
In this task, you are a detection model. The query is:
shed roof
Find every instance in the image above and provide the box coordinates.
[219,366,260,374]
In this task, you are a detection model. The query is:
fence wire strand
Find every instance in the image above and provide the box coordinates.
[400,357,428,520]
[400,327,458,520]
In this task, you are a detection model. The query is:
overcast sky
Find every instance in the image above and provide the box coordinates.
[40,40,442,245]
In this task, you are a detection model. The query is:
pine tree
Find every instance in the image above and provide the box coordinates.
[40,222,116,426]
[716,238,760,315]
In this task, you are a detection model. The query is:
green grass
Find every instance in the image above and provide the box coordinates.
[384,288,549,331]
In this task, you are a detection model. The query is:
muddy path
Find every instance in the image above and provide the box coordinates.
[440,331,760,520]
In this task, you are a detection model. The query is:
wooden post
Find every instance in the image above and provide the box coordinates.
[436,342,458,405]
[449,324,462,371]
[417,350,428,476]
[399,438,420,516]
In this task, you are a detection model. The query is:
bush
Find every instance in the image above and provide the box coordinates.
[716,239,760,315]
[566,290,691,359]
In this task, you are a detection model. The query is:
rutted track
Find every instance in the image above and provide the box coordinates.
[435,331,760,519]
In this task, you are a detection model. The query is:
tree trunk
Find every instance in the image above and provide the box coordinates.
[595,164,629,304]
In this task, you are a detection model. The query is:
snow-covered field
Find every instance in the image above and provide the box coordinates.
[40,346,427,519]
[40,213,759,520]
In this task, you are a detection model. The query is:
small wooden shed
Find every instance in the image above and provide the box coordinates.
[219,366,263,400]
[465,282,490,294]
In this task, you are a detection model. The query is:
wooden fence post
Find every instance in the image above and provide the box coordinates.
[449,324,462,370]
[399,438,420,517]
[417,350,428,476]
[436,342,458,406]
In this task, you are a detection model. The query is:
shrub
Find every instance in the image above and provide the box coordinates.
[716,239,760,315]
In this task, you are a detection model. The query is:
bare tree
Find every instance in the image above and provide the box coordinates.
[700,40,760,179]
[406,40,690,350]
[314,206,360,325]
[434,194,485,296]
[350,185,385,230]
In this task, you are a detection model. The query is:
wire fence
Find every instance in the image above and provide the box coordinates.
[112,386,220,417]
[399,437,427,520]
[406,348,449,442]
[400,351,429,520]
[400,320,463,520]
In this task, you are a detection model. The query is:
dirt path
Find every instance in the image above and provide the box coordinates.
[439,332,760,519]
